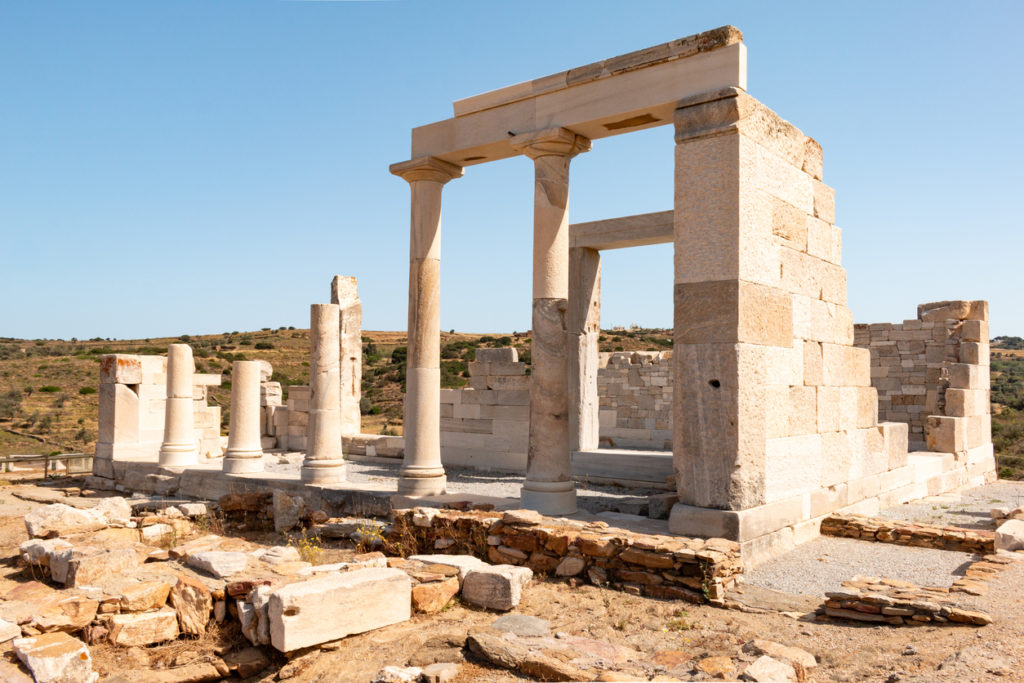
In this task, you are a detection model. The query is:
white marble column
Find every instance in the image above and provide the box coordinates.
[510,128,591,515]
[302,303,346,484]
[223,360,264,473]
[159,344,198,466]
[389,156,463,495]
[569,246,601,452]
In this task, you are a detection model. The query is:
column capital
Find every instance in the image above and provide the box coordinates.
[510,127,591,160]
[390,156,463,184]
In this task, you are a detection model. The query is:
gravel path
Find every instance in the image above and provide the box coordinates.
[878,480,1024,529]
[744,535,975,596]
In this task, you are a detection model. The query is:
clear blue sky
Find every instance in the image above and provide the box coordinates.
[2,1,1021,340]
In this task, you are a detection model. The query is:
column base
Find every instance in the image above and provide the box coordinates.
[397,473,447,496]
[300,458,346,485]
[520,479,577,516]
[158,444,198,467]
[223,451,265,474]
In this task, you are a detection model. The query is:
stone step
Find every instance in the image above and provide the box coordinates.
[572,449,673,484]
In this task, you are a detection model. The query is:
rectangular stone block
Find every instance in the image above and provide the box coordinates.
[948,363,989,390]
[966,414,991,449]
[791,295,835,343]
[881,421,909,469]
[100,355,143,385]
[764,434,821,503]
[475,348,518,363]
[820,431,851,487]
[487,362,526,376]
[945,389,988,417]
[788,386,817,436]
[843,346,871,387]
[98,383,140,445]
[812,180,835,223]
[674,280,793,347]
[816,386,840,433]
[961,320,988,342]
[261,382,283,407]
[269,568,410,652]
[960,342,989,366]
[925,415,965,453]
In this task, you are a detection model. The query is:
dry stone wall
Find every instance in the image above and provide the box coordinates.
[597,351,672,450]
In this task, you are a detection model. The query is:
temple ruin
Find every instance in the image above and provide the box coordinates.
[91,26,995,565]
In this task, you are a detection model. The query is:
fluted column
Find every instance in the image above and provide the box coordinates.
[389,156,463,495]
[223,360,264,473]
[159,344,198,466]
[511,128,591,515]
[302,303,346,484]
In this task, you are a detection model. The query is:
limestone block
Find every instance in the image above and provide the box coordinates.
[187,551,249,579]
[881,421,909,469]
[792,295,835,343]
[820,431,852,487]
[966,414,992,449]
[53,547,138,587]
[461,565,533,611]
[816,386,840,433]
[945,389,988,417]
[261,382,283,407]
[960,319,988,342]
[788,386,817,436]
[925,415,966,453]
[268,568,411,652]
[803,341,823,386]
[487,362,526,376]
[843,346,871,387]
[98,383,140,445]
[12,632,97,683]
[811,180,835,223]
[25,504,107,539]
[918,300,984,322]
[107,607,179,647]
[119,581,171,613]
[960,342,989,366]
[674,280,793,346]
[100,355,142,385]
[475,348,518,363]
[848,428,887,479]
[764,434,821,503]
[770,197,807,250]
[764,387,789,439]
[995,519,1024,551]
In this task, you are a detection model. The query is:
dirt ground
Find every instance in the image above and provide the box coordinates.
[0,479,1022,682]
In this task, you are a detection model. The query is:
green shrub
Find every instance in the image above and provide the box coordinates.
[78,386,97,395]
[38,386,60,393]
[255,342,274,350]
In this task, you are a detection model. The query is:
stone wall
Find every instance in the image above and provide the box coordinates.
[439,348,530,472]
[597,351,672,450]
[390,507,742,604]
[94,352,223,478]
[854,300,991,453]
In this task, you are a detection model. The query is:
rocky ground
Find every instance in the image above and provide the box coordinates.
[0,477,1022,682]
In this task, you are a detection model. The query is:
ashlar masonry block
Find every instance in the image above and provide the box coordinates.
[945,389,989,417]
[925,415,966,453]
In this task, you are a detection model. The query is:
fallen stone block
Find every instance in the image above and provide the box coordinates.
[253,545,301,565]
[462,565,533,611]
[140,523,175,544]
[412,576,459,614]
[52,547,139,587]
[107,607,179,646]
[408,554,486,584]
[1,617,21,642]
[31,595,99,633]
[466,631,589,681]
[13,631,98,683]
[119,581,172,612]
[373,666,422,683]
[268,568,411,652]
[995,519,1024,551]
[169,573,212,635]
[742,639,816,670]
[223,647,270,678]
[19,538,72,568]
[742,654,797,682]
[93,497,132,526]
[25,504,107,539]
[178,502,209,518]
[421,662,461,683]
[186,551,249,579]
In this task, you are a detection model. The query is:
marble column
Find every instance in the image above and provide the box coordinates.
[510,128,591,515]
[389,156,463,495]
[569,246,601,452]
[302,303,346,484]
[223,360,264,473]
[158,344,198,466]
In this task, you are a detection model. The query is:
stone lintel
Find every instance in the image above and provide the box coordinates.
[569,210,673,251]
[389,156,463,184]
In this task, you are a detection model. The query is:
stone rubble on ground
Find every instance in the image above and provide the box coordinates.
[12,631,98,683]
[994,519,1024,551]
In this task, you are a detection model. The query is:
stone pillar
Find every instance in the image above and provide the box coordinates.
[159,344,198,466]
[390,156,463,495]
[223,360,264,473]
[302,303,346,484]
[569,246,601,452]
[511,128,591,515]
[330,275,363,436]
